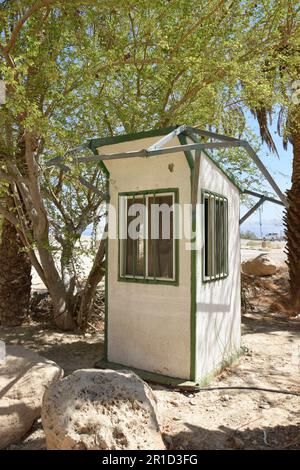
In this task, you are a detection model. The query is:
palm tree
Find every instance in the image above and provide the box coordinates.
[283,108,300,311]
[0,196,31,326]
[251,102,300,312]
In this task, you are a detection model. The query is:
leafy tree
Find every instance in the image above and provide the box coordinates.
[0,0,290,329]
[240,230,258,240]
[0,0,113,328]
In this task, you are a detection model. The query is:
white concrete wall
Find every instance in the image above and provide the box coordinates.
[195,152,241,382]
[100,136,191,379]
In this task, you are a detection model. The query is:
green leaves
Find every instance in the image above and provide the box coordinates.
[0,0,298,263]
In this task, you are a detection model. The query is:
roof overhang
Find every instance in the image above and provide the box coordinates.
[46,125,287,208]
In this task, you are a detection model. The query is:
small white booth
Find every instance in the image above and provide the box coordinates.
[90,125,241,385]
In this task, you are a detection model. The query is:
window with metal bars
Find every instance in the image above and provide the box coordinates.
[119,189,178,284]
[203,190,228,281]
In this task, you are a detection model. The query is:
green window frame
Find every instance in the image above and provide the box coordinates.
[202,190,228,282]
[118,188,179,285]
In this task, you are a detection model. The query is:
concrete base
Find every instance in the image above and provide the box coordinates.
[94,358,198,390]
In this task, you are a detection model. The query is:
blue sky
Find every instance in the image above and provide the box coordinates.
[240,114,292,236]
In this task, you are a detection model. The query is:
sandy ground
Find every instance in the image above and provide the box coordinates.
[2,244,300,450]
[157,315,300,450]
[0,323,104,377]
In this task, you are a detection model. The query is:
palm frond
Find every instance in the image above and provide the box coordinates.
[251,108,279,157]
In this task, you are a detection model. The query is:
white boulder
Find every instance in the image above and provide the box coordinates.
[0,345,63,449]
[42,368,165,450]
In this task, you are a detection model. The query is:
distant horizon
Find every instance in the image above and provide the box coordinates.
[241,217,284,237]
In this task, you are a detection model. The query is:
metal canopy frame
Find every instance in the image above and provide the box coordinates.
[46,125,288,222]
[45,144,105,197]
[240,189,284,225]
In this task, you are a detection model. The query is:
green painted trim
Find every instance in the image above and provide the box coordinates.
[95,358,193,387]
[117,192,121,287]
[117,188,179,286]
[201,189,229,284]
[190,184,197,382]
[143,193,146,280]
[88,137,111,360]
[190,211,197,382]
[95,348,244,388]
[187,132,243,192]
[89,135,110,179]
[177,137,197,382]
[89,139,110,177]
[202,275,229,284]
[89,126,242,193]
[178,133,194,170]
[196,347,244,387]
[98,160,109,178]
[201,189,228,203]
[174,188,179,287]
[103,171,110,361]
[118,188,178,197]
[132,193,136,279]
[153,192,157,281]
[89,137,110,360]
[89,126,177,152]
[118,277,179,286]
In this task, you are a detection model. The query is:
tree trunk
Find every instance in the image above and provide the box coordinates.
[23,133,76,331]
[0,207,32,326]
[48,284,76,330]
[60,236,78,301]
[37,243,76,330]
[284,109,300,311]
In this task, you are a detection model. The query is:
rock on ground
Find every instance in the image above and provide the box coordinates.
[0,345,63,449]
[42,368,165,450]
[242,253,277,276]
